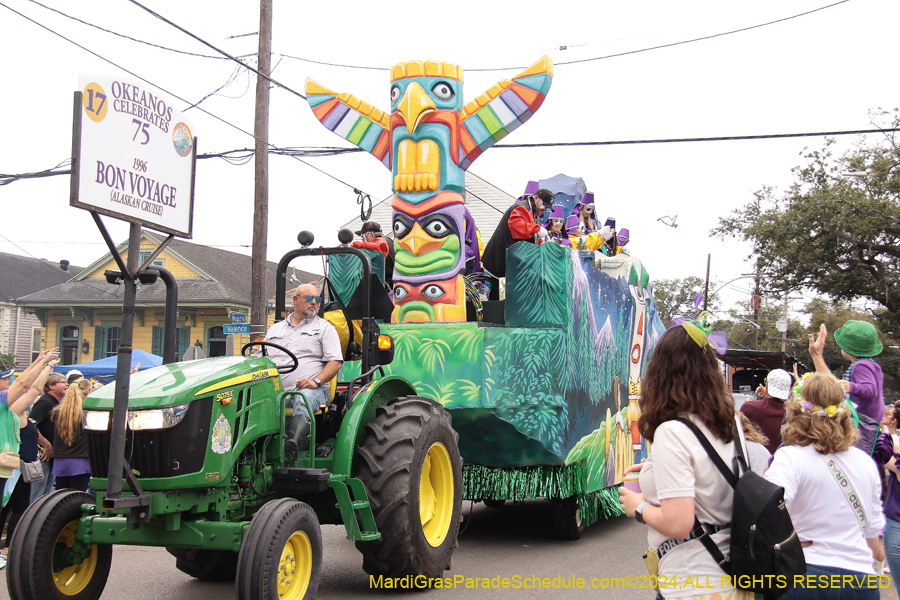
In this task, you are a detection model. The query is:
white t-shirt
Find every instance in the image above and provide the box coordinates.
[764,444,883,574]
[639,415,742,597]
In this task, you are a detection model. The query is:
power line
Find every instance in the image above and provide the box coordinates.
[27,0,850,77]
[494,128,900,148]
[0,1,369,196]
[26,0,224,59]
[226,0,853,73]
[125,0,307,100]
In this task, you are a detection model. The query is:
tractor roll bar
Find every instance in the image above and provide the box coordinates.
[275,245,374,376]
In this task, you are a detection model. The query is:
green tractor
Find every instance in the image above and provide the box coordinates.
[7,236,462,600]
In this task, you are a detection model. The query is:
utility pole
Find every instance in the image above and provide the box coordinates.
[751,261,761,350]
[703,254,710,312]
[250,0,273,338]
[781,291,789,353]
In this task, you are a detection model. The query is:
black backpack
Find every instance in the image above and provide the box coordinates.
[674,418,806,599]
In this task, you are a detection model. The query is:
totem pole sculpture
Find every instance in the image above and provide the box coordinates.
[305,57,553,322]
[627,258,651,464]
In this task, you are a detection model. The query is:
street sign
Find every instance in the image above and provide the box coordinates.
[224,324,250,335]
[71,74,196,238]
[230,313,247,324]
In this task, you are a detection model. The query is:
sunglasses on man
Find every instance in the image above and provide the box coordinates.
[301,295,322,303]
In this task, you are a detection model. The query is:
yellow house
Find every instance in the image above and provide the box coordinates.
[17,232,318,365]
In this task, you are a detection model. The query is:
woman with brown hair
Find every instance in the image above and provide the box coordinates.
[619,323,752,600]
[766,373,884,599]
[51,378,92,492]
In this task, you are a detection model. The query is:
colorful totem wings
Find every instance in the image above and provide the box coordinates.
[306,57,553,322]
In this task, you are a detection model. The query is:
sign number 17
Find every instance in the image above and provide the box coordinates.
[132,119,150,145]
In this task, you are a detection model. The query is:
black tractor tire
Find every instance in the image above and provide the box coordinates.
[235,498,322,600]
[355,396,462,578]
[482,499,506,508]
[166,547,238,581]
[551,495,586,540]
[6,489,65,600]
[7,490,112,600]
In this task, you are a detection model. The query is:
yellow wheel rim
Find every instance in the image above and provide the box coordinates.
[419,442,454,547]
[53,520,99,596]
[277,530,312,599]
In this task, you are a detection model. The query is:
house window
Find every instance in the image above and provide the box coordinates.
[152,326,191,360]
[31,328,42,362]
[104,326,121,358]
[207,326,227,358]
[138,250,165,268]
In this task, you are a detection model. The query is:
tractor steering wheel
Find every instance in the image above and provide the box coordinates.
[241,341,299,374]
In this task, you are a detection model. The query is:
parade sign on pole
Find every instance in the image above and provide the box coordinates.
[71,74,196,238]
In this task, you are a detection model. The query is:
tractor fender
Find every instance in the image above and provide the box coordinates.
[331,375,417,476]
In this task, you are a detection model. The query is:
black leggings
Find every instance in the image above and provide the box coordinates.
[1,476,32,550]
[55,473,91,493]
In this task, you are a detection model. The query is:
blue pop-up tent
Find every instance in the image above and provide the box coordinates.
[55,349,162,384]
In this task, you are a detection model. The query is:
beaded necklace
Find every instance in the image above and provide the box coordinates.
[843,357,876,382]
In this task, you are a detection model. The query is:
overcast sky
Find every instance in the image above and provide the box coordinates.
[2,0,898,319]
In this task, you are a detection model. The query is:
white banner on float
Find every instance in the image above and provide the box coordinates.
[71,74,196,238]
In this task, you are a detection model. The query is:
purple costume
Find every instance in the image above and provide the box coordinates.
[846,359,885,423]
[542,206,572,248]
[462,206,482,274]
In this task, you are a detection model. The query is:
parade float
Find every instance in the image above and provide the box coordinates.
[306,57,667,538]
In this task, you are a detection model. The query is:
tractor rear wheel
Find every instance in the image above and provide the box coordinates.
[355,396,462,578]
[166,547,238,581]
[235,498,322,600]
[8,490,112,600]
[551,495,586,540]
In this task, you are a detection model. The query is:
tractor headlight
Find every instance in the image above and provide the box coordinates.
[127,403,190,430]
[83,410,110,431]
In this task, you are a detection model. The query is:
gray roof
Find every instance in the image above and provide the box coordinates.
[0,251,82,301]
[341,171,517,241]
[16,233,318,307]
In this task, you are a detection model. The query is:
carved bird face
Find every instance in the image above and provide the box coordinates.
[391,274,466,323]
[392,202,465,278]
[390,61,466,205]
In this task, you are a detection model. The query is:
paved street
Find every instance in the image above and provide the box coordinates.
[2,500,897,599]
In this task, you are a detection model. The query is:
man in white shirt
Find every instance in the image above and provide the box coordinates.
[263,284,343,411]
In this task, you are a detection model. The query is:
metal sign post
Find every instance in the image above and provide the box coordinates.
[70,74,197,514]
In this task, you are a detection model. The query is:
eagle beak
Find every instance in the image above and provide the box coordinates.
[398,82,436,134]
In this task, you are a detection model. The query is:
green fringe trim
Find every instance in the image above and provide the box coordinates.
[462,463,586,501]
[461,463,624,525]
[577,486,625,526]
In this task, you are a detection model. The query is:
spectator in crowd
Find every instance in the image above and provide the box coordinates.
[0,349,58,569]
[766,373,884,599]
[808,320,885,423]
[619,322,752,600]
[28,372,67,503]
[51,379,93,492]
[65,369,83,385]
[739,368,792,455]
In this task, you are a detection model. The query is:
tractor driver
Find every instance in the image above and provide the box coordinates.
[263,284,343,412]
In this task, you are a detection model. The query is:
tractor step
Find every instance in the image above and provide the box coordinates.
[328,476,381,541]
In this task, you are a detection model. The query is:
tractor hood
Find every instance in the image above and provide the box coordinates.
[83,355,280,411]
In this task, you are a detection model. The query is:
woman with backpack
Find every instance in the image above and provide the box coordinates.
[765,373,884,599]
[619,321,754,600]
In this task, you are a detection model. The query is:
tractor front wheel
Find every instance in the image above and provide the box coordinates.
[8,490,112,600]
[235,498,322,600]
[355,396,462,578]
